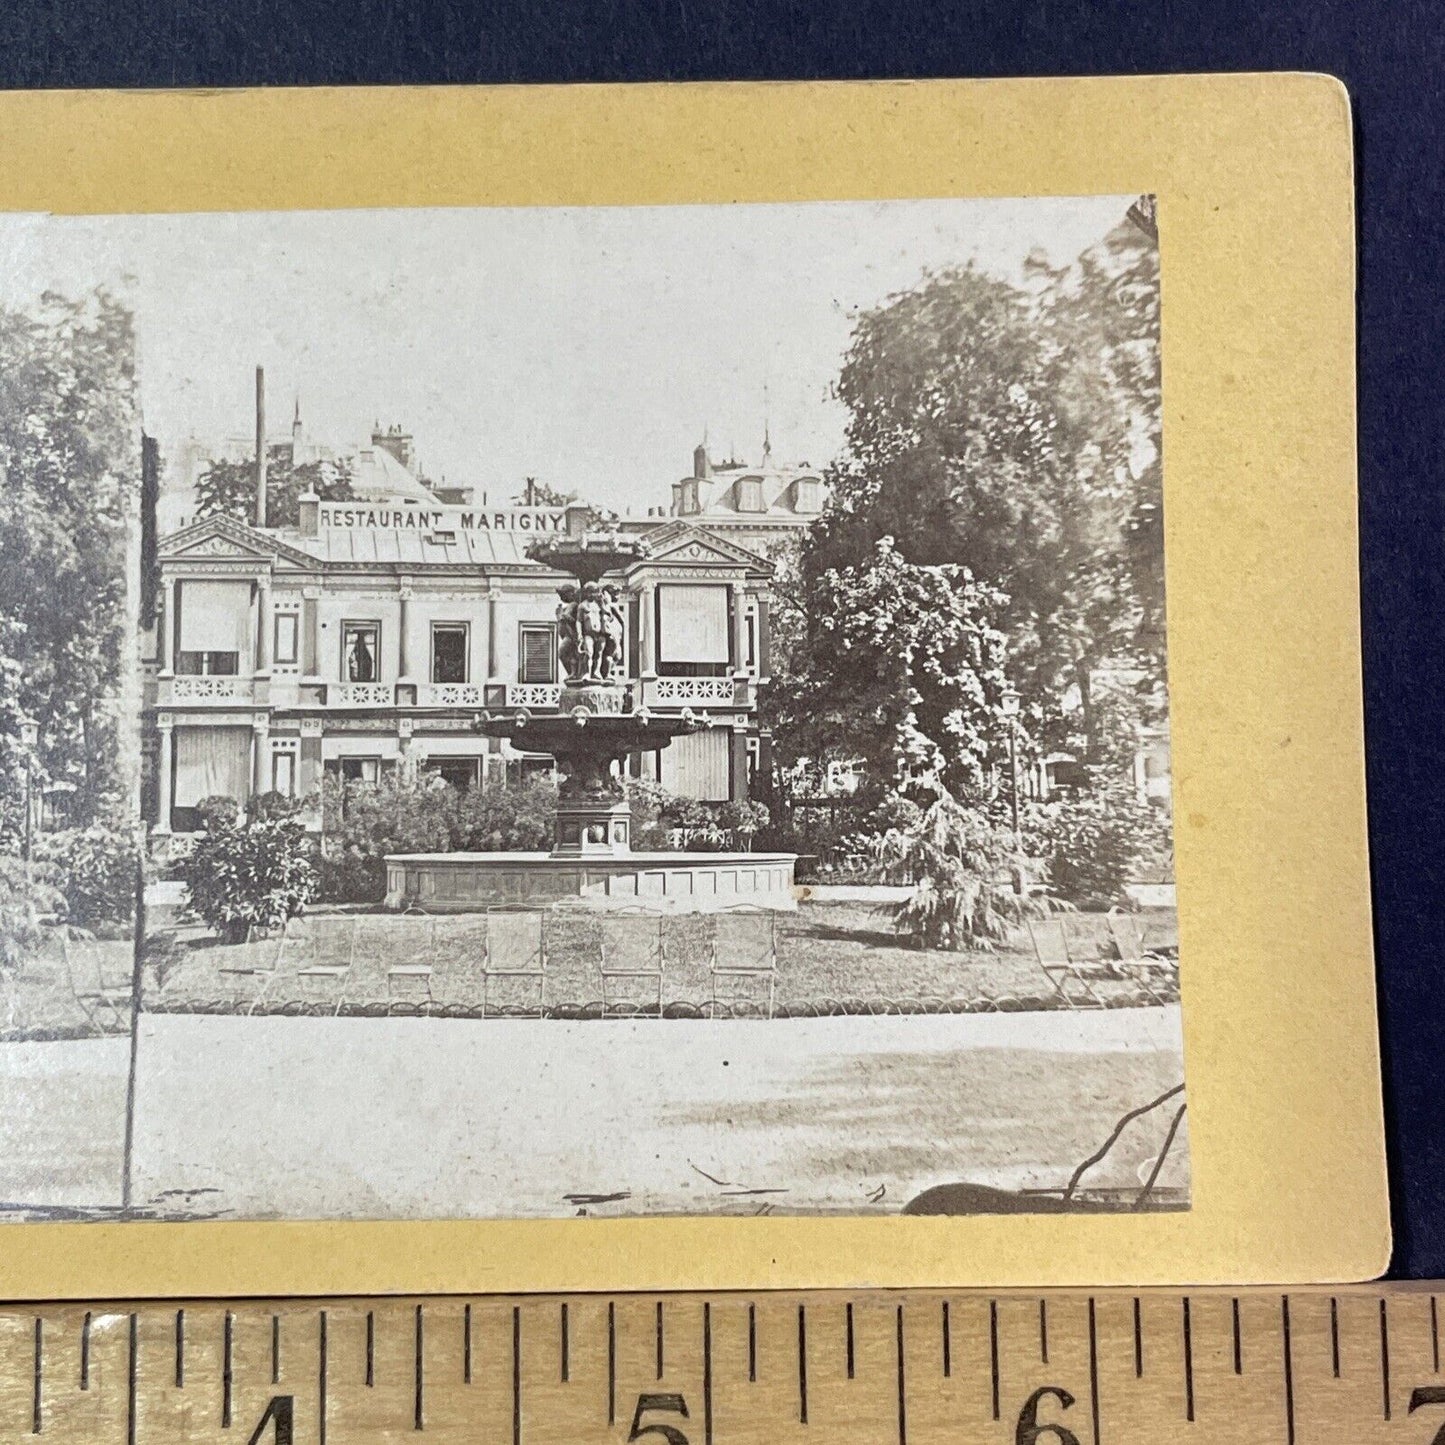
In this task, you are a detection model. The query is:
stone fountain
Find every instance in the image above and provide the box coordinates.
[383,517,797,913]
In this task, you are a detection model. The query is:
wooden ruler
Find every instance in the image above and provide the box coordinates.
[0,1287,1439,1443]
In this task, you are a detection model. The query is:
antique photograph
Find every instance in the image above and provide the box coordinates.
[0,195,1184,1220]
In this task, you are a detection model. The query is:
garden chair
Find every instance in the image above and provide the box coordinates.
[61,930,133,1034]
[257,915,356,1016]
[598,908,667,1018]
[708,906,778,1019]
[1105,908,1180,1007]
[353,913,437,1007]
[1026,917,1111,1009]
[480,907,547,1017]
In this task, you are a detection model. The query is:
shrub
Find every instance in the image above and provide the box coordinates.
[873,788,1046,950]
[0,855,65,971]
[33,823,140,932]
[181,816,317,942]
[319,771,558,903]
[1029,779,1168,909]
[624,782,771,853]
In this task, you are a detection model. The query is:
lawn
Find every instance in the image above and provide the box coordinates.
[133,898,1180,1019]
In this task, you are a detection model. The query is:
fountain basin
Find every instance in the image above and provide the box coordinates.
[384,851,798,913]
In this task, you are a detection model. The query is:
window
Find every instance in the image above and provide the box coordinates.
[326,756,381,785]
[736,476,765,512]
[679,480,700,515]
[519,623,556,684]
[342,622,380,683]
[793,477,821,513]
[272,751,297,797]
[657,584,730,677]
[274,613,299,666]
[431,623,469,684]
[425,757,480,792]
[745,608,758,672]
[176,650,240,676]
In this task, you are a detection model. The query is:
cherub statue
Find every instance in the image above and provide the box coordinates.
[574,581,606,682]
[598,584,626,681]
[555,584,581,681]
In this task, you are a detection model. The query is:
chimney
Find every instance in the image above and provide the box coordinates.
[298,491,320,537]
[254,366,267,527]
[693,441,711,480]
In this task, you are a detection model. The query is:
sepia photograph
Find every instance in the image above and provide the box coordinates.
[0,194,1184,1221]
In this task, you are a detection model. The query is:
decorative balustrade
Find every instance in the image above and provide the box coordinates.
[329,682,395,707]
[421,682,485,708]
[163,675,253,703]
[643,676,741,708]
[503,682,563,709]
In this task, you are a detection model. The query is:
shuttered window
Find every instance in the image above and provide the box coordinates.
[519,624,556,684]
[660,728,731,802]
[658,585,729,665]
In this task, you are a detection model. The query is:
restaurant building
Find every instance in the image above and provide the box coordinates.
[143,492,778,834]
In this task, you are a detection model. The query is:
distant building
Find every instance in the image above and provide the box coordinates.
[657,437,825,559]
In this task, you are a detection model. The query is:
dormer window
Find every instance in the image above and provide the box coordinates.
[793,477,821,513]
[736,476,765,513]
[679,480,701,515]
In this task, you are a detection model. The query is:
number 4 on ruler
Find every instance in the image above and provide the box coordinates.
[245,1395,293,1445]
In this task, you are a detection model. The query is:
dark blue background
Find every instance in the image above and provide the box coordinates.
[1,0,1438,1278]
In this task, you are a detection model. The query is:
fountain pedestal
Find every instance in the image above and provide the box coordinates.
[382,514,796,913]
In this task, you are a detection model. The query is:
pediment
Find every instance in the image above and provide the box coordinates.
[637,523,771,574]
[160,514,317,569]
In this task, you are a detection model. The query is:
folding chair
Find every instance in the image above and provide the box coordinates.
[1106,908,1180,1006]
[708,907,778,1018]
[481,908,547,1017]
[254,914,356,1016]
[61,931,133,1033]
[598,908,666,1018]
[1026,917,1110,1008]
[353,913,437,1007]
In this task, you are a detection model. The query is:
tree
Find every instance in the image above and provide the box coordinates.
[770,535,1012,803]
[800,202,1163,767]
[0,288,140,822]
[513,476,577,508]
[196,449,354,529]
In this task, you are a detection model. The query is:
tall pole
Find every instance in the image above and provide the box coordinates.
[1008,722,1022,851]
[254,365,267,527]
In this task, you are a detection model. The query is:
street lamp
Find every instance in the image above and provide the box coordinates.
[1000,688,1023,887]
[18,715,38,864]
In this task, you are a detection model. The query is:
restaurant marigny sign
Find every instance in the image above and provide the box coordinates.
[316,503,569,533]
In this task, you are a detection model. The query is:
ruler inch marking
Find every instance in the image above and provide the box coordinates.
[1088,1298,1101,1445]
[1182,1296,1194,1422]
[1039,1298,1049,1365]
[1232,1297,1242,1375]
[464,1302,473,1385]
[318,1309,328,1445]
[1381,1296,1392,1420]
[127,1312,138,1445]
[1282,1295,1295,1445]
[175,1307,185,1389]
[846,1300,855,1379]
[702,1301,713,1445]
[365,1309,375,1388]
[1434,1294,1441,1373]
[798,1302,808,1424]
[79,1310,90,1392]
[747,1303,756,1383]
[896,1303,907,1445]
[32,1314,41,1435]
[414,1302,425,1431]
[656,1299,664,1380]
[941,1300,950,1378]
[989,1298,1000,1421]
[1330,1295,1340,1378]
[512,1304,522,1445]
[1132,1296,1143,1377]
[607,1302,616,1424]
[271,1313,280,1385]
[223,1308,234,1428]
[560,1300,569,1383]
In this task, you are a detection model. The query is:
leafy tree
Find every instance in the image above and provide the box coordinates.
[513,477,577,508]
[768,535,1012,803]
[181,812,317,942]
[196,449,354,529]
[799,203,1163,767]
[0,288,140,821]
